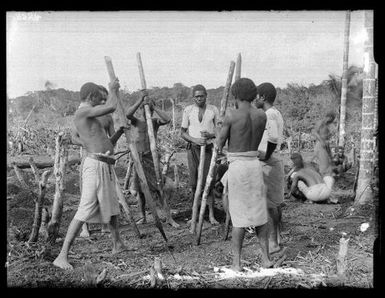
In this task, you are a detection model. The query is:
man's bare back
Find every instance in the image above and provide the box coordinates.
[226,107,266,152]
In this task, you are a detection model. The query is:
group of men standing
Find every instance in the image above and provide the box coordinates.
[53,75,335,272]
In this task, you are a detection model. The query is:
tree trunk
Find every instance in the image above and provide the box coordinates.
[338,11,351,148]
[47,132,68,245]
[28,170,51,243]
[355,10,376,205]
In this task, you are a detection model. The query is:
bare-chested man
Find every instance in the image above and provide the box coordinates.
[217,78,273,270]
[71,85,124,237]
[53,79,127,270]
[287,152,335,203]
[126,90,180,228]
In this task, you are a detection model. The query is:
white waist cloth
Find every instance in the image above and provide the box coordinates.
[224,151,267,228]
[74,157,120,223]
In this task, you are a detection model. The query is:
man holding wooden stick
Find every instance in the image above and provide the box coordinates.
[53,80,128,270]
[125,90,180,228]
[217,78,273,270]
[255,82,286,256]
[180,84,220,230]
[71,85,125,237]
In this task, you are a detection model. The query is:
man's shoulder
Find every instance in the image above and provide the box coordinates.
[184,104,196,111]
[207,104,219,112]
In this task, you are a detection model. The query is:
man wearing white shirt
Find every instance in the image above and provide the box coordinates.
[255,82,286,256]
[181,84,220,226]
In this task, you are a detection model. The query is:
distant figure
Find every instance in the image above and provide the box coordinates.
[180,84,220,231]
[312,111,336,177]
[217,78,273,270]
[53,79,127,270]
[287,152,337,204]
[333,146,352,176]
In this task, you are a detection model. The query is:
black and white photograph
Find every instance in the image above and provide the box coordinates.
[6,10,378,288]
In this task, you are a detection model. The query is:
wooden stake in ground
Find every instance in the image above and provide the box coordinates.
[336,234,349,284]
[47,132,68,245]
[196,60,235,244]
[28,162,52,243]
[104,56,167,242]
[170,98,176,131]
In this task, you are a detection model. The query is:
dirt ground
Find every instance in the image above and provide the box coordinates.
[6,152,376,289]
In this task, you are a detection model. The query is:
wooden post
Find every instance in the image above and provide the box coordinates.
[336,234,349,284]
[170,98,176,132]
[28,169,52,243]
[105,56,167,241]
[196,61,235,243]
[47,132,68,245]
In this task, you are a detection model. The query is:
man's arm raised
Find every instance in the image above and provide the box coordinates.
[125,89,147,122]
[78,78,119,119]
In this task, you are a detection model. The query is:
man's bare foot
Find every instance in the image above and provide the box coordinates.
[270,246,287,258]
[136,217,147,224]
[231,262,242,272]
[269,243,281,255]
[209,217,219,225]
[167,218,180,228]
[112,241,128,254]
[261,259,275,268]
[53,254,73,270]
[79,229,90,238]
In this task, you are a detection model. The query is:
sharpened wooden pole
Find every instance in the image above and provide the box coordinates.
[136,53,164,195]
[196,60,235,244]
[190,145,206,234]
[104,56,157,240]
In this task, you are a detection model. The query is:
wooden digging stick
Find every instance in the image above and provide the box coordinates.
[136,54,178,262]
[196,60,235,245]
[104,56,167,241]
[190,145,206,234]
[136,52,164,198]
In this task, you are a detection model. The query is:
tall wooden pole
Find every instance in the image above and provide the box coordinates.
[235,53,241,81]
[354,10,376,205]
[104,56,166,241]
[338,11,351,148]
[196,61,235,244]
[136,53,164,197]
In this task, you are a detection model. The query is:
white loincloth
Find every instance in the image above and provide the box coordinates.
[225,151,268,228]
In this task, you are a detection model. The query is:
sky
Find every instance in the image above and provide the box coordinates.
[6,11,368,98]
